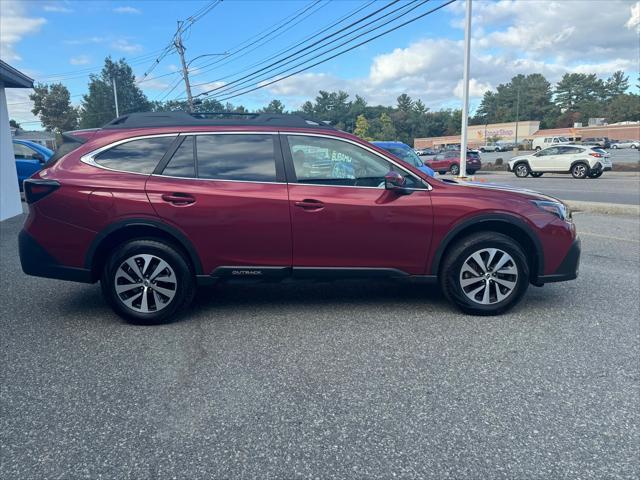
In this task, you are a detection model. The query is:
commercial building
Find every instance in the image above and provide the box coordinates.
[414,120,640,149]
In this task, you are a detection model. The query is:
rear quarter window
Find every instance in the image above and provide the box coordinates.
[94,136,176,174]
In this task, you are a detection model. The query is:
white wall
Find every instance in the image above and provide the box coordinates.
[0,87,22,221]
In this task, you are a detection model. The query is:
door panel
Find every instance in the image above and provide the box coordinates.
[146,177,292,272]
[288,185,432,274]
[146,133,291,273]
[283,134,433,275]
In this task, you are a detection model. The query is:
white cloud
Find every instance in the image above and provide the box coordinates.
[136,76,172,91]
[626,1,640,30]
[453,78,493,99]
[69,55,91,65]
[0,1,46,61]
[111,39,143,54]
[43,4,73,13]
[113,6,142,14]
[5,89,40,128]
[64,36,107,45]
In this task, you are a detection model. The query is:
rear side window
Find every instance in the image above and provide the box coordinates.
[163,136,195,178]
[196,134,277,182]
[94,136,176,174]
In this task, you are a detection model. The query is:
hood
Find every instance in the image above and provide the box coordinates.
[442,178,563,203]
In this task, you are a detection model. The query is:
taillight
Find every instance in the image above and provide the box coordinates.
[23,179,60,204]
[589,152,603,158]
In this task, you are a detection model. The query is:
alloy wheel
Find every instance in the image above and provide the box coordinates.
[515,164,529,177]
[572,164,587,178]
[114,254,177,313]
[459,248,519,305]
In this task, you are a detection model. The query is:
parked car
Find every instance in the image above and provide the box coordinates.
[372,141,436,177]
[581,137,611,149]
[19,112,580,323]
[479,144,506,153]
[427,150,482,175]
[610,139,639,149]
[415,147,436,156]
[507,144,612,179]
[532,136,571,151]
[13,139,53,190]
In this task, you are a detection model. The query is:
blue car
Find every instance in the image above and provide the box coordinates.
[371,141,436,177]
[13,140,53,190]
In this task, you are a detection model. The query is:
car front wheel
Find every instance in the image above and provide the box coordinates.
[571,163,589,179]
[514,163,530,177]
[101,239,195,324]
[440,232,530,315]
[450,163,460,175]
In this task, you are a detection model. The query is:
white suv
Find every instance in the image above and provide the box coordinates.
[508,145,612,179]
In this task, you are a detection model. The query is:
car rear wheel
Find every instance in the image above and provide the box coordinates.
[514,163,530,177]
[612,145,618,149]
[588,170,603,178]
[440,232,529,315]
[571,163,589,179]
[467,169,476,175]
[101,239,195,324]
[530,172,544,178]
[449,163,460,175]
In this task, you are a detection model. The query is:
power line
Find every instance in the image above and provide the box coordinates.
[190,0,377,88]
[212,0,458,103]
[197,0,417,98]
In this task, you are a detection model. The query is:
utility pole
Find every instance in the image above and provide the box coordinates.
[112,76,120,117]
[175,21,194,112]
[514,83,520,151]
[458,0,472,178]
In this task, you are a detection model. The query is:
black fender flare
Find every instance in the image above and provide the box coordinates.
[430,213,544,278]
[85,218,203,275]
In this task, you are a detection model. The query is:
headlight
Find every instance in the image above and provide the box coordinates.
[532,200,571,221]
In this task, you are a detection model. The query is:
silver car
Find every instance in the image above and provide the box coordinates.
[610,140,639,149]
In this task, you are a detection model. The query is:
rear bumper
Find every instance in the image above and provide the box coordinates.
[19,230,94,283]
[535,237,581,284]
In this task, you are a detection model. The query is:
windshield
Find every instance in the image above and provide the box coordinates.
[384,146,423,167]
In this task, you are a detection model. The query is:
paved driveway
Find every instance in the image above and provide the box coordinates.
[1,211,638,479]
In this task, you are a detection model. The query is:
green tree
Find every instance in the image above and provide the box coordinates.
[260,99,285,114]
[79,56,151,128]
[9,119,21,129]
[606,93,640,122]
[30,82,78,132]
[378,112,396,140]
[604,71,629,99]
[554,73,605,111]
[396,93,413,113]
[353,114,371,140]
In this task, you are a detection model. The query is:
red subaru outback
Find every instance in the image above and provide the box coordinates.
[19,112,579,323]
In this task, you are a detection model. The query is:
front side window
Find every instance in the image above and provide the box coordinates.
[94,136,176,173]
[196,134,277,182]
[287,135,421,188]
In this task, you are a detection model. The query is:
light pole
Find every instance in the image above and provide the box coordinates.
[514,83,520,151]
[458,0,472,178]
[112,76,119,117]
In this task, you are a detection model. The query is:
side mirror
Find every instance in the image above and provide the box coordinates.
[384,171,410,194]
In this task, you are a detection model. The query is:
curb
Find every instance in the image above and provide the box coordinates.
[566,201,640,216]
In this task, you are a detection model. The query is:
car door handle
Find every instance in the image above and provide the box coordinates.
[294,199,325,211]
[161,193,195,205]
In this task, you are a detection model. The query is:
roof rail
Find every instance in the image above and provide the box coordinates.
[102,111,337,130]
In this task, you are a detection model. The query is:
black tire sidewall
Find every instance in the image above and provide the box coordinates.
[440,233,530,315]
[101,239,194,324]
[588,170,603,178]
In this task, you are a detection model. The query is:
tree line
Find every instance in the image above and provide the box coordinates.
[28,56,639,145]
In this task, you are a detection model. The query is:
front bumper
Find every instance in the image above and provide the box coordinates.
[535,238,581,284]
[19,230,94,283]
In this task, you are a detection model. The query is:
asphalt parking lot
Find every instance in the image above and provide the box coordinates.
[1,207,639,478]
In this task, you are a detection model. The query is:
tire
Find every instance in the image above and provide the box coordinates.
[571,162,589,179]
[612,145,618,149]
[535,147,541,151]
[514,162,530,177]
[450,163,460,175]
[440,232,530,316]
[631,145,638,149]
[468,170,476,175]
[530,172,544,178]
[588,170,603,178]
[480,148,486,153]
[101,239,195,324]
[438,171,446,175]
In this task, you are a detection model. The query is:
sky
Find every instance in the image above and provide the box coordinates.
[2,0,639,129]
